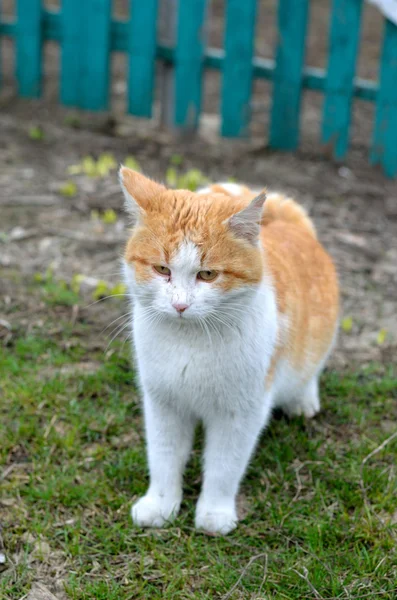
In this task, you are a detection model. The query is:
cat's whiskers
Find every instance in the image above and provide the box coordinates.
[197,316,214,350]
[136,307,166,329]
[210,313,241,338]
[83,293,131,311]
[210,313,235,332]
[223,300,259,317]
[110,306,167,352]
[205,316,227,351]
[102,312,131,335]
[222,307,251,321]
[120,332,134,353]
[105,313,132,339]
[105,319,132,352]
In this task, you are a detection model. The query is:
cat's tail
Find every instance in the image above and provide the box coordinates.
[261,192,317,238]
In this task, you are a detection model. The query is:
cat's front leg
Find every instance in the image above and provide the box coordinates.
[196,404,271,535]
[132,395,196,528]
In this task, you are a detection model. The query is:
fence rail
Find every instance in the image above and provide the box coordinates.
[0,1,396,177]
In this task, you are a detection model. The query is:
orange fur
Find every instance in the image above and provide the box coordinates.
[122,171,264,289]
[122,171,339,383]
[263,220,338,384]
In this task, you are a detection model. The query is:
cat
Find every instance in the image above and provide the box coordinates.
[120,167,339,535]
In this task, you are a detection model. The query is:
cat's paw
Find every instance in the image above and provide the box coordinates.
[286,393,320,419]
[195,504,237,535]
[283,379,321,419]
[131,494,180,528]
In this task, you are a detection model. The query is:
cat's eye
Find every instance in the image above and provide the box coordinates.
[153,265,171,276]
[197,270,218,282]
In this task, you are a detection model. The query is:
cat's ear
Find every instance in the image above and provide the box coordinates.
[227,191,267,244]
[119,167,166,225]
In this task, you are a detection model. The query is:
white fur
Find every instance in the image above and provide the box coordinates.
[123,237,329,534]
[198,182,243,196]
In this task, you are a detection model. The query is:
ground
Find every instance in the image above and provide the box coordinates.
[1,1,397,598]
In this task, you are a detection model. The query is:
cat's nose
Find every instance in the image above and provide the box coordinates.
[172,302,189,314]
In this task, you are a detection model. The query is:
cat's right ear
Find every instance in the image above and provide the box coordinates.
[119,167,166,225]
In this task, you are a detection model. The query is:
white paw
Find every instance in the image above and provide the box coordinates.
[195,504,237,535]
[283,388,320,419]
[302,397,320,418]
[131,494,180,528]
[286,396,320,419]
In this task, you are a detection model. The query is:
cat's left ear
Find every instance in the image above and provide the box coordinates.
[227,191,267,244]
[119,167,166,225]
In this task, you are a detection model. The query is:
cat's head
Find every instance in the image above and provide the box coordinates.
[120,168,266,322]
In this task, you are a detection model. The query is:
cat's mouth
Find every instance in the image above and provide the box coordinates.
[167,307,196,322]
[173,310,192,321]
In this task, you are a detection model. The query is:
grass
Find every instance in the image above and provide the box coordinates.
[1,322,397,599]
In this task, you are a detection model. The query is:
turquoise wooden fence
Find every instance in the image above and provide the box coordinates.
[0,1,396,177]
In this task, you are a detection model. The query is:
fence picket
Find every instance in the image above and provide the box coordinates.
[61,0,112,110]
[0,0,396,178]
[61,0,81,106]
[0,2,2,89]
[128,0,158,117]
[174,0,207,129]
[371,19,397,178]
[80,0,112,111]
[322,0,363,159]
[16,0,42,97]
[221,0,258,137]
[270,0,309,150]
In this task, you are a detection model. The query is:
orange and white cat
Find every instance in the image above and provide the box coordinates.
[120,168,339,534]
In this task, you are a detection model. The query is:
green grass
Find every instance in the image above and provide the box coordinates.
[1,326,396,599]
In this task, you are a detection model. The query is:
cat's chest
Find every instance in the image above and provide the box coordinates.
[133,314,274,412]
